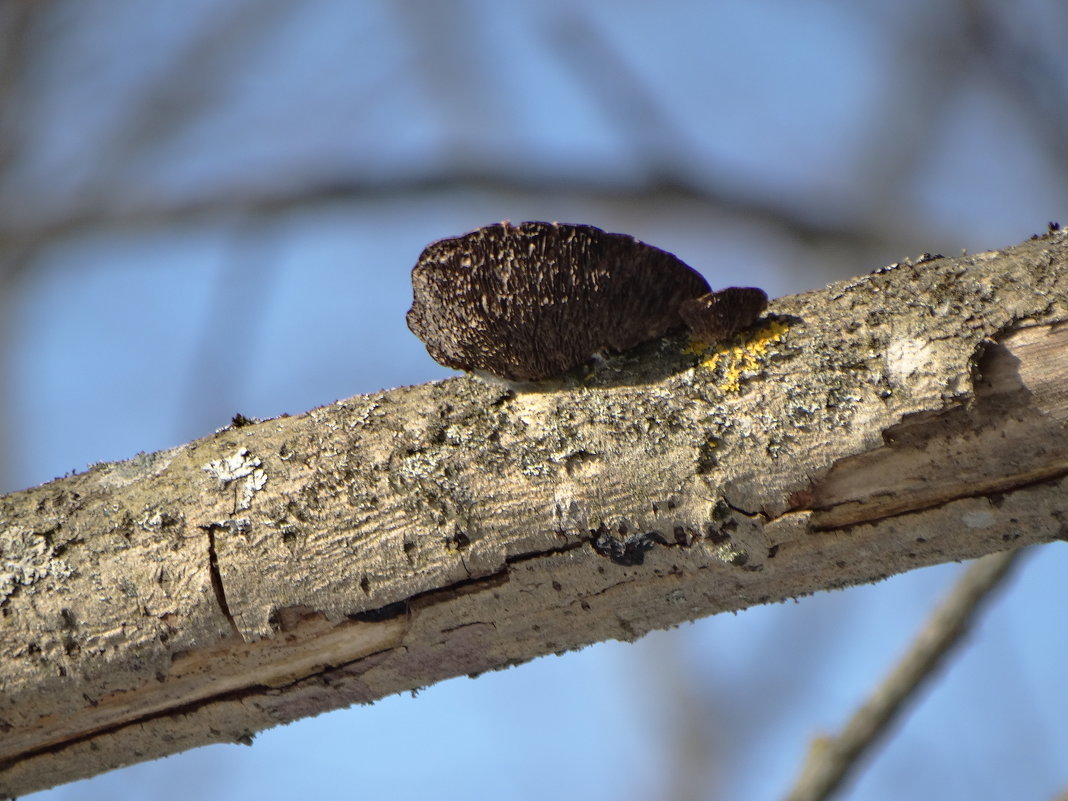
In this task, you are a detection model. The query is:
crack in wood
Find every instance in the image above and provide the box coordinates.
[200,522,242,638]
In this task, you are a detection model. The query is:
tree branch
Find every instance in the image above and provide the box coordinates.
[2,230,1067,797]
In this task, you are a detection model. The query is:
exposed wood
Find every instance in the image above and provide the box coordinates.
[1,230,1067,798]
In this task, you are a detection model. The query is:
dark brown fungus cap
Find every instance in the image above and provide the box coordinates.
[679,287,768,344]
[406,221,764,382]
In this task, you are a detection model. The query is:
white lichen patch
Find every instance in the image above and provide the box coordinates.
[0,527,75,603]
[203,448,267,511]
[884,336,942,394]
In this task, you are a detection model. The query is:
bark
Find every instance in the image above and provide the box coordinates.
[2,230,1067,797]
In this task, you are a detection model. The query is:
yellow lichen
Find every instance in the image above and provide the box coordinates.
[692,319,790,392]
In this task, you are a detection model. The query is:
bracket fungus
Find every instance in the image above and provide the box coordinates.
[407,221,767,382]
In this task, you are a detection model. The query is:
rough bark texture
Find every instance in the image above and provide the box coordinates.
[2,230,1067,797]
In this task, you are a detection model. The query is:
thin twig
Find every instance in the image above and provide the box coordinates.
[783,548,1025,801]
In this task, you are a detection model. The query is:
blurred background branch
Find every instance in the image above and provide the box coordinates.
[784,549,1025,801]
